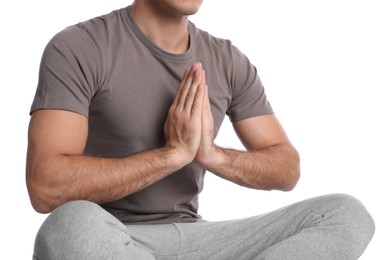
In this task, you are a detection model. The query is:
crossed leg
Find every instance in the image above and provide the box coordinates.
[33,194,375,260]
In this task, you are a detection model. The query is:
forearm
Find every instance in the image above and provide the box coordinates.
[27,147,184,213]
[27,63,206,214]
[204,143,300,191]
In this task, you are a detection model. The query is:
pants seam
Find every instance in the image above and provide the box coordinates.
[172,223,184,259]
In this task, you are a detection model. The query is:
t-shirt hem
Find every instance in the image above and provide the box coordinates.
[30,99,89,118]
[229,110,274,123]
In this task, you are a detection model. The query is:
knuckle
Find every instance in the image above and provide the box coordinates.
[192,103,200,110]
[186,91,195,99]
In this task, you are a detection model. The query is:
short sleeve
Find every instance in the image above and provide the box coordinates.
[226,46,273,122]
[30,25,102,117]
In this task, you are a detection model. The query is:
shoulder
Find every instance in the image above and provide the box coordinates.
[43,24,100,68]
[190,22,249,67]
[191,22,235,54]
[43,7,131,71]
[48,7,127,50]
[76,7,127,39]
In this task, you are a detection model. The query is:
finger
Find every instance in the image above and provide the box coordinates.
[201,69,206,86]
[184,68,203,114]
[203,84,210,112]
[190,84,205,117]
[172,66,192,107]
[176,64,199,109]
[196,62,205,85]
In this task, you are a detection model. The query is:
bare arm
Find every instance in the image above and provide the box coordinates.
[26,63,205,213]
[215,116,299,190]
[195,84,300,191]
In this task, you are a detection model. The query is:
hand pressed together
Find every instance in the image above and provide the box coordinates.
[194,66,218,168]
[164,63,217,168]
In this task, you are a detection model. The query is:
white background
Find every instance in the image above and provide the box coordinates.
[1,0,388,259]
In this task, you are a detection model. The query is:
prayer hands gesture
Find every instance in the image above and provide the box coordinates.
[164,63,216,168]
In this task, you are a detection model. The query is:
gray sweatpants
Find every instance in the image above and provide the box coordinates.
[33,194,375,260]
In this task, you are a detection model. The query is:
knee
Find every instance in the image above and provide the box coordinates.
[34,200,116,259]
[36,200,104,237]
[328,194,375,228]
[325,194,375,251]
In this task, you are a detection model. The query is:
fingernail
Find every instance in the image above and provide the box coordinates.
[184,67,190,76]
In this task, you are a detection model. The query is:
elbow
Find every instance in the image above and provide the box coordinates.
[26,168,60,214]
[30,198,54,214]
[28,193,54,214]
[281,168,300,191]
[27,181,57,214]
[281,147,301,192]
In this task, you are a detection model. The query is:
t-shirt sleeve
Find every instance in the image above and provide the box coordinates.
[226,46,273,122]
[30,25,102,117]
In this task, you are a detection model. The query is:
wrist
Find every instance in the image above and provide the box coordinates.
[163,145,194,168]
[197,145,226,171]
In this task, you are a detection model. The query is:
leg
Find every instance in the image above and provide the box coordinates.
[260,194,375,259]
[174,194,375,260]
[33,200,155,260]
[256,194,375,260]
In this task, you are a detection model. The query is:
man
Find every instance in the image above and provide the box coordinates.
[27,0,375,259]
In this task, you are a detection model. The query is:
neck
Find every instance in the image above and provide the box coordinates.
[130,1,190,54]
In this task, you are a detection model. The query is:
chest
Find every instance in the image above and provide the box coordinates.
[86,55,232,156]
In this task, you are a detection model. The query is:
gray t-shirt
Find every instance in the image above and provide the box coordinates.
[30,6,273,224]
